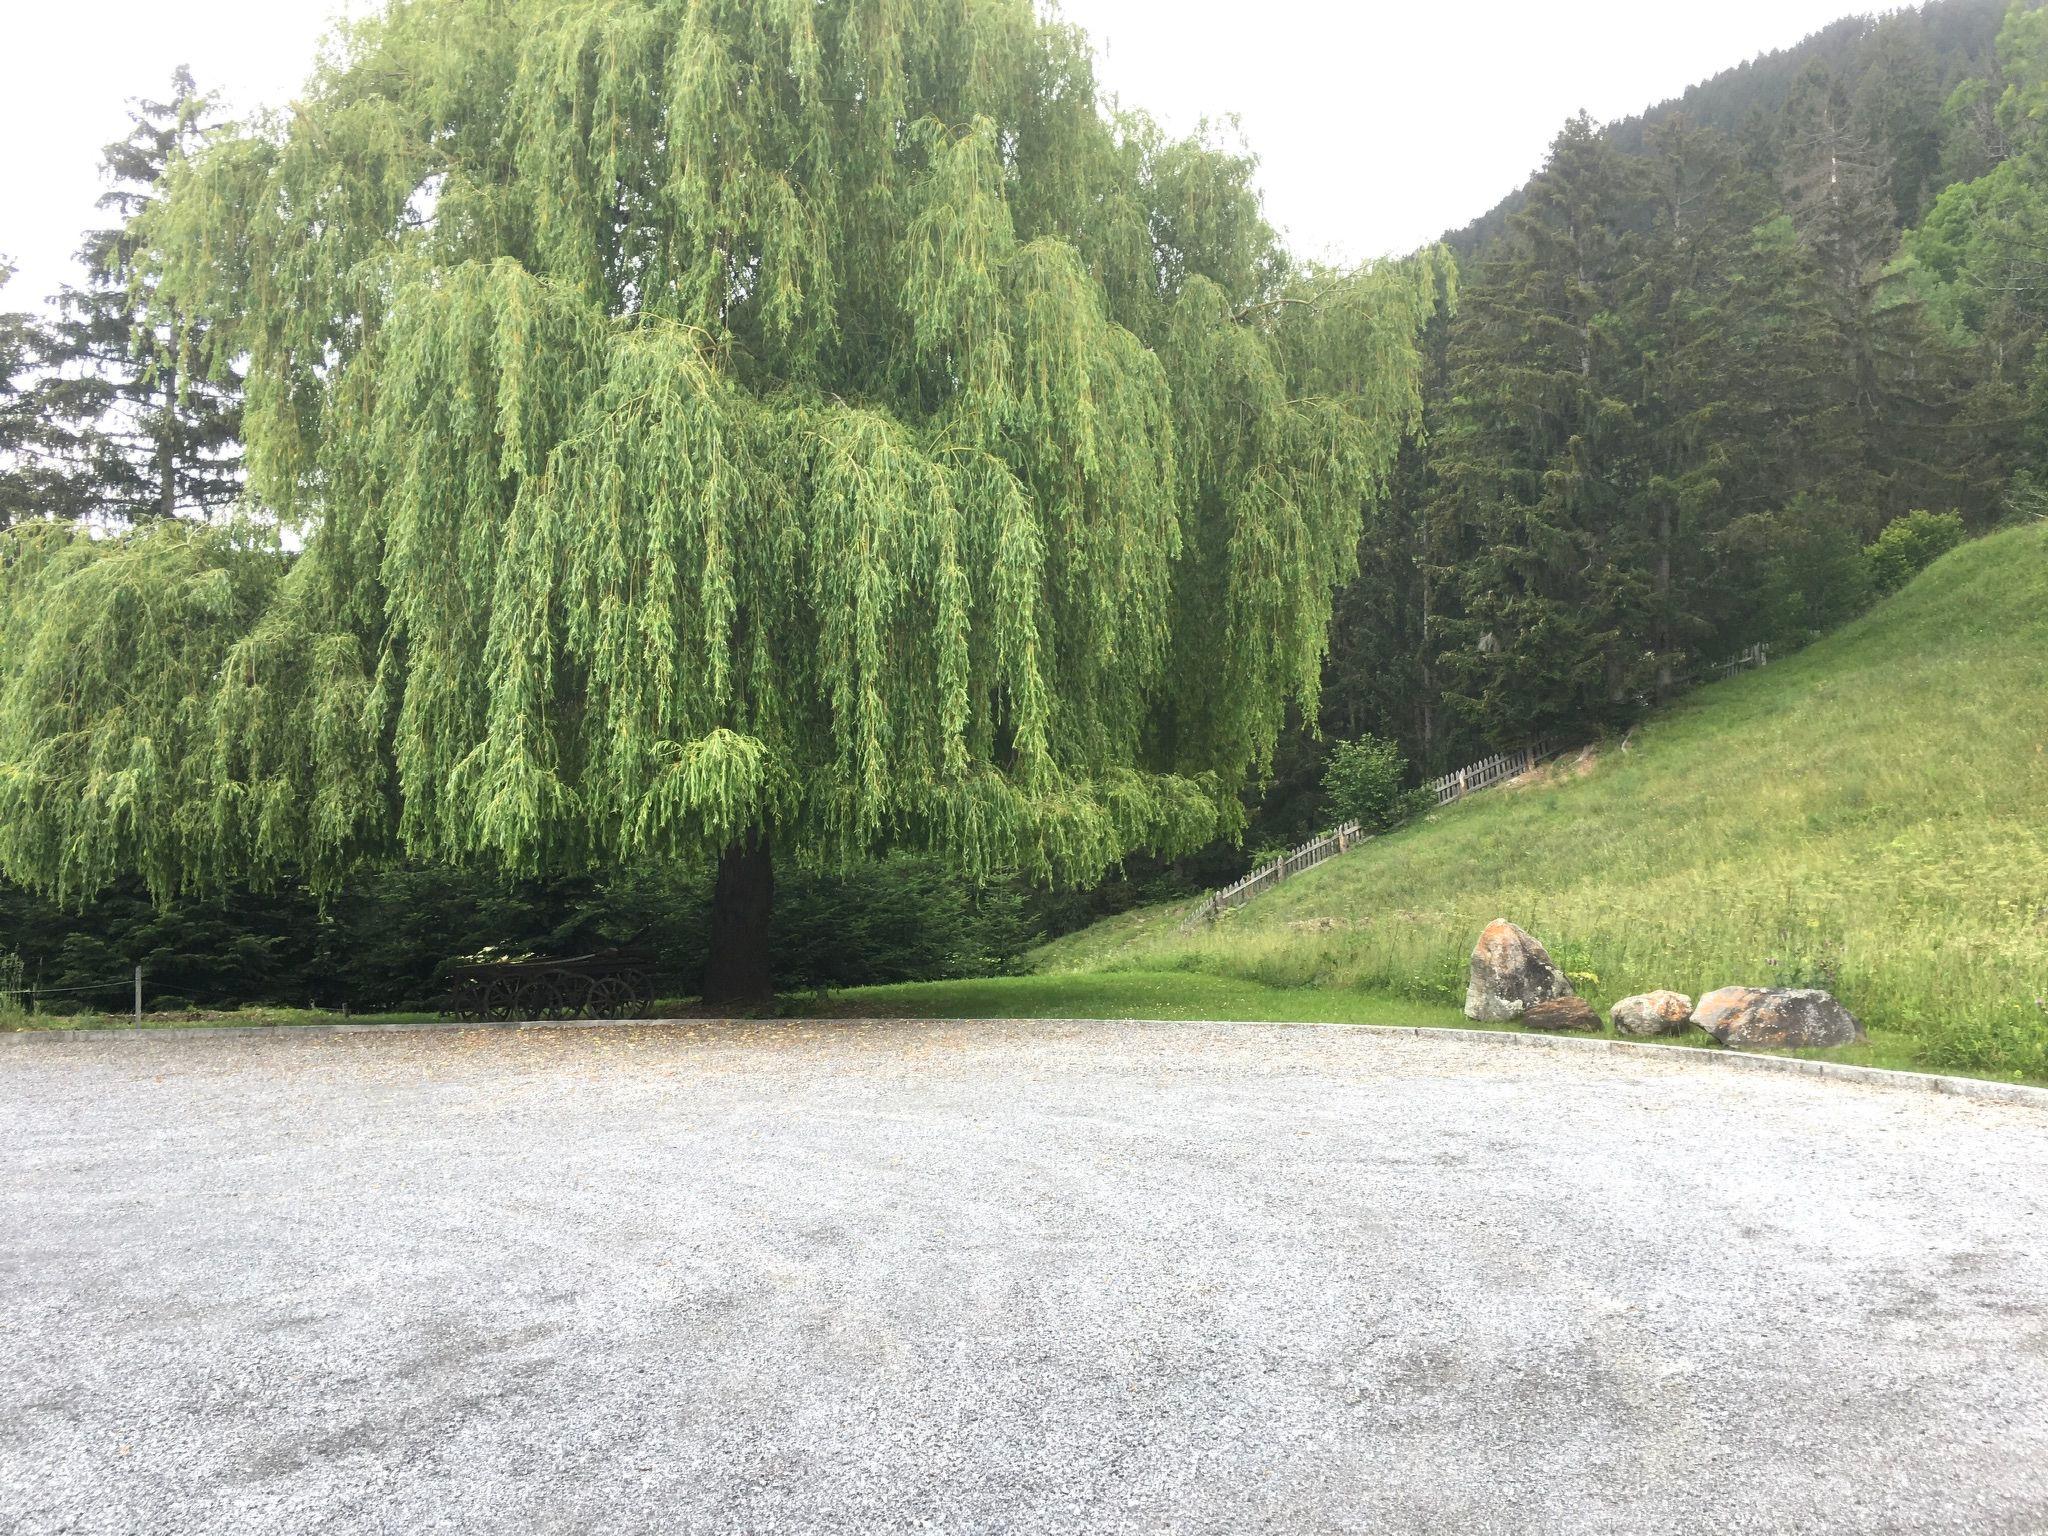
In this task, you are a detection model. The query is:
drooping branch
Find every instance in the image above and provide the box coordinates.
[0,0,1444,914]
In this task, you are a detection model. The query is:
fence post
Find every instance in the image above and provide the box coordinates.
[133,965,142,1026]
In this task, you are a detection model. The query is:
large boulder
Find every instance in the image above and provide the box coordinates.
[1465,920,1573,1022]
[1611,991,1694,1038]
[1523,997,1603,1033]
[1691,987,1866,1051]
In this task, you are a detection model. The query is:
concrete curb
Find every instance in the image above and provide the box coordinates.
[1279,1019,2048,1109]
[3,1011,2044,1110]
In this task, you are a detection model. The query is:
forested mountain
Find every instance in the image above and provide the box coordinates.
[1279,0,2048,849]
[1453,0,2013,253]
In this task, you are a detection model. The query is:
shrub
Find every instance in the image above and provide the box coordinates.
[1737,495,1876,645]
[768,856,1037,987]
[1867,511,1965,596]
[1321,735,1430,831]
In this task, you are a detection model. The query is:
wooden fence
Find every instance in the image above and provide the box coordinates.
[1181,643,1772,930]
[1183,821,1364,930]
[1707,643,1770,683]
[1426,745,1544,808]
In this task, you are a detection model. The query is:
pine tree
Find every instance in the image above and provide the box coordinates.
[0,265,94,527]
[1786,68,1899,303]
[1321,262,1469,773]
[1784,65,1958,522]
[0,0,1444,1004]
[1625,117,1763,694]
[1,268,50,528]
[42,69,242,524]
[1855,20,1945,223]
[1433,116,1653,744]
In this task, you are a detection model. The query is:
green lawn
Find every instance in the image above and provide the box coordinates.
[1026,524,2048,1084]
[782,970,1465,1028]
[792,970,2025,1084]
[7,969,2028,1087]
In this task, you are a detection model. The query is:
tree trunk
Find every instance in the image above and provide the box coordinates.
[701,828,775,1009]
[159,360,178,522]
[1656,501,1674,702]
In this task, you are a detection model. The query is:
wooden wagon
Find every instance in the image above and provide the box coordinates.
[441,952,658,1024]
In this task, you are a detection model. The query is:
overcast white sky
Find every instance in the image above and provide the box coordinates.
[2,0,1886,311]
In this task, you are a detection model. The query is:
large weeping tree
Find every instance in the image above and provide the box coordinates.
[0,0,1446,1005]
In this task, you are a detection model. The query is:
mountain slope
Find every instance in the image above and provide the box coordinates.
[1034,524,2048,1078]
[1450,0,2011,254]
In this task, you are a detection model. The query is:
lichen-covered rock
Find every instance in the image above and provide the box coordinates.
[1523,997,1603,1033]
[1691,987,1866,1050]
[1465,921,1573,1022]
[1611,991,1694,1038]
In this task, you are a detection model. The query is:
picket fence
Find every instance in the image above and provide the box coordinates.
[1426,745,1544,808]
[1708,643,1771,682]
[1185,821,1366,929]
[1182,644,1772,930]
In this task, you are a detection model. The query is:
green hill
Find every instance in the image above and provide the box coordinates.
[1011,523,2048,1080]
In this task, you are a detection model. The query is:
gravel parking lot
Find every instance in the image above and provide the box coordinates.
[2,1018,2045,1534]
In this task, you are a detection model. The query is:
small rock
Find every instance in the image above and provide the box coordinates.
[1522,997,1603,1033]
[1691,987,1866,1051]
[1465,920,1573,1022]
[1611,991,1695,1038]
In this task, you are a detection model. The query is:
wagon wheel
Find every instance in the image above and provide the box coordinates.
[553,971,598,1021]
[554,971,597,1021]
[585,973,643,1021]
[513,975,564,1022]
[451,977,490,1024]
[482,974,522,1023]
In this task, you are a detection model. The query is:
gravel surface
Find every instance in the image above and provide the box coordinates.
[2,1018,2045,1535]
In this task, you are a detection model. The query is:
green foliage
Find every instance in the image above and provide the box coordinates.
[0,269,70,528]
[1,264,105,527]
[1426,109,1915,748]
[0,520,288,903]
[1867,509,1966,593]
[0,0,1443,920]
[1906,4,2048,508]
[1037,525,2048,1082]
[0,950,23,1024]
[769,857,1035,988]
[1722,495,1877,648]
[1320,735,1427,831]
[0,853,1037,1013]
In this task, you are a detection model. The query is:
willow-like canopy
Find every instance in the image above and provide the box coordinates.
[0,0,1448,1000]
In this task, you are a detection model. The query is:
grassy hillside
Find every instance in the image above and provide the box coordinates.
[1032,524,2048,1080]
